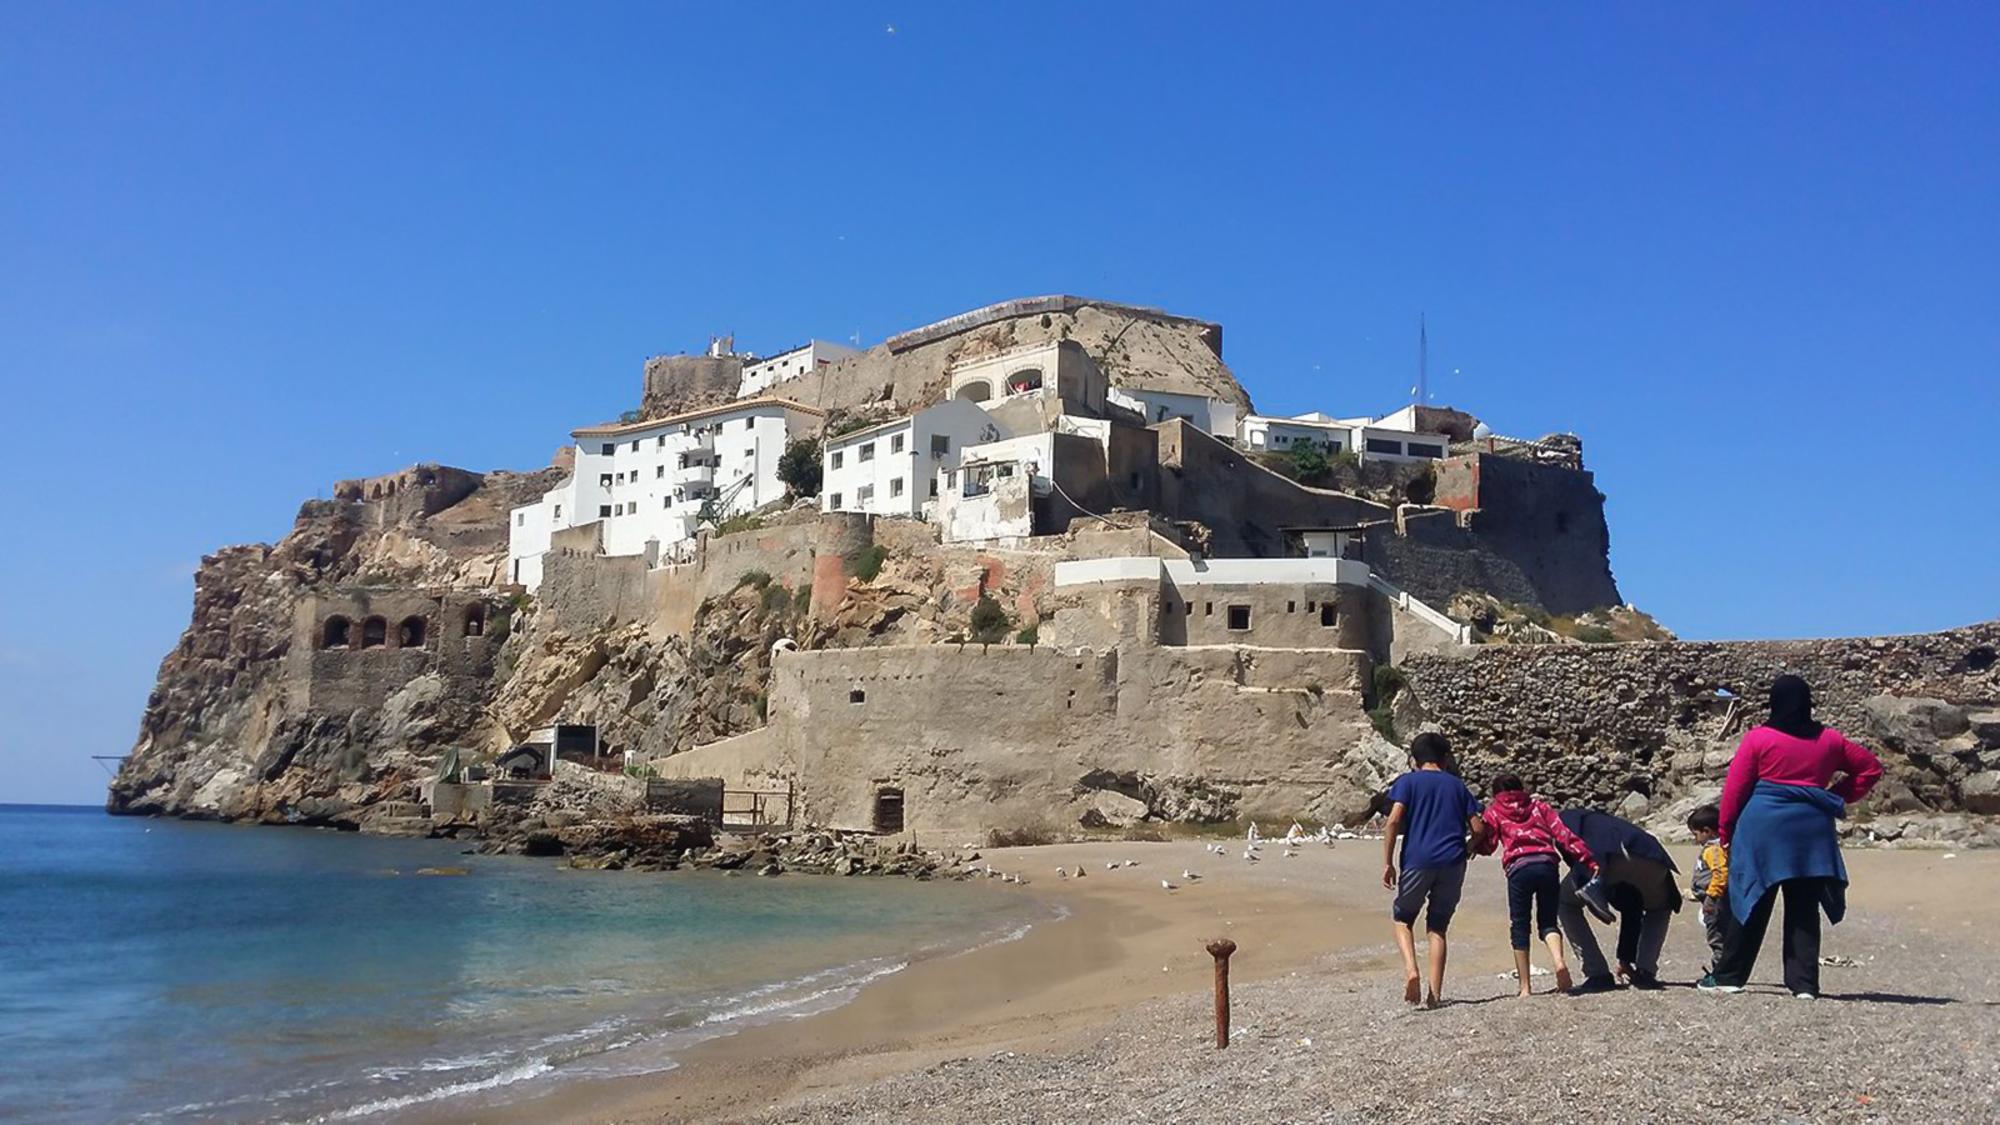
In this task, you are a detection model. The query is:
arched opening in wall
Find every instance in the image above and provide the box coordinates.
[955,380,992,403]
[397,616,427,648]
[872,786,905,834]
[369,484,383,500]
[463,605,487,637]
[1967,646,1997,672]
[321,616,352,649]
[360,616,388,649]
[1005,368,1044,395]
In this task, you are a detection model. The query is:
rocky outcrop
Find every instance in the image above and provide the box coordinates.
[108,466,561,821]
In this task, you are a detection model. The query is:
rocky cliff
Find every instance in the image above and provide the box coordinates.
[108,465,560,822]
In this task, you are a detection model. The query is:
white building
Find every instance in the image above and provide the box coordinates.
[933,431,1060,543]
[1237,409,1449,464]
[737,339,860,399]
[821,400,1008,519]
[507,397,823,590]
[1107,386,1240,437]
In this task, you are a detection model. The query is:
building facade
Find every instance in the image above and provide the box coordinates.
[736,339,860,400]
[1238,409,1449,463]
[508,397,823,590]
[821,399,1008,519]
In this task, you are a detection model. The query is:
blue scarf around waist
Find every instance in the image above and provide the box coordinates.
[1728,781,1849,924]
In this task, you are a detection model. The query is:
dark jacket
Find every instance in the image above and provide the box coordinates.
[1558,808,1681,914]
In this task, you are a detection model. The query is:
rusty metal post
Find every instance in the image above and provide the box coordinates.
[1206,938,1237,1048]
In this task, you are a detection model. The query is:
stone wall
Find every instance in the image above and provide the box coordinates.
[1155,421,1393,556]
[1400,621,2000,824]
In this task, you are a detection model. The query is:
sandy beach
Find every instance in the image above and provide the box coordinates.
[438,839,2000,1124]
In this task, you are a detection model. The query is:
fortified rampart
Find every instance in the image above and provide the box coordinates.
[290,588,505,713]
[1401,621,2000,824]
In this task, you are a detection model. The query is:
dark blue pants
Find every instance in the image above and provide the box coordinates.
[1505,860,1561,951]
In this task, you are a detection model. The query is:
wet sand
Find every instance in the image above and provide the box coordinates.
[435,841,1999,1124]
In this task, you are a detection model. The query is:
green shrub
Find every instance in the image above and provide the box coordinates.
[776,436,823,498]
[1332,448,1360,470]
[753,692,768,721]
[1289,441,1331,483]
[760,583,791,615]
[969,594,1010,644]
[848,544,888,583]
[1572,624,1616,645]
[735,569,772,591]
[715,513,766,536]
[1369,705,1401,745]
[618,409,643,424]
[1372,663,1408,706]
[1015,624,1039,647]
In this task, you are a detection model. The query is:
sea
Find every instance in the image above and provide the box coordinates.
[0,805,1044,1123]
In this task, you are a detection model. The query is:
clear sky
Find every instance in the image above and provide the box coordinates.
[3,4,1995,804]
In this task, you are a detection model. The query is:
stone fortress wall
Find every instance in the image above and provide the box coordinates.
[1401,621,2000,831]
[291,588,506,714]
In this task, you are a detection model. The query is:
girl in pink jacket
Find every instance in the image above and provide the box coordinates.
[1480,775,1599,995]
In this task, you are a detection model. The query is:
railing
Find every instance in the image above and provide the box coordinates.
[1367,572,1473,645]
[722,785,795,830]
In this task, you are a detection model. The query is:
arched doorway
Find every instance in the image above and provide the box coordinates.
[463,605,487,637]
[955,380,992,403]
[360,616,388,649]
[321,616,351,649]
[397,616,427,648]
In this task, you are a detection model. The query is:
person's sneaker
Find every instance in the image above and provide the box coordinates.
[1696,974,1743,994]
[1793,991,1818,1001]
[1575,876,1617,924]
[1628,969,1665,991]
[1569,974,1621,995]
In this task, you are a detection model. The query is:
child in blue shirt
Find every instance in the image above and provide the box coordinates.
[1382,732,1487,1008]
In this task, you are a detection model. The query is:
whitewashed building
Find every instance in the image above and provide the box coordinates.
[821,400,1008,519]
[1107,386,1240,437]
[736,339,860,399]
[934,432,1059,543]
[1238,409,1449,464]
[507,397,823,590]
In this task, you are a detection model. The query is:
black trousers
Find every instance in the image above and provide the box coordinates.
[1505,861,1561,950]
[1713,877,1832,995]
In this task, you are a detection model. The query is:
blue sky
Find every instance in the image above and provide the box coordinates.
[3,4,1995,804]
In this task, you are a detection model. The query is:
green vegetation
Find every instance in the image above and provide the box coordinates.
[1368,663,1407,745]
[1288,440,1331,483]
[793,584,813,615]
[776,436,823,498]
[623,762,657,779]
[617,409,643,424]
[753,692,769,721]
[1571,623,1616,644]
[714,513,766,536]
[1331,448,1360,470]
[735,569,772,591]
[829,414,881,438]
[760,583,792,615]
[848,544,888,583]
[1015,624,1039,647]
[969,594,1011,644]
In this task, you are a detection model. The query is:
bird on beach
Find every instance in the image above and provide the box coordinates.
[1283,849,1298,858]
[1160,879,1178,892]
[1057,867,1069,878]
[1242,849,1260,863]
[1182,870,1202,882]
[1247,822,1262,845]
[1123,859,1139,868]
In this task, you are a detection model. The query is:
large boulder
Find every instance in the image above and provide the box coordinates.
[1077,789,1150,829]
[1962,772,2000,816]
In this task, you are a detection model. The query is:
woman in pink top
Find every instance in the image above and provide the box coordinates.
[1702,675,1884,998]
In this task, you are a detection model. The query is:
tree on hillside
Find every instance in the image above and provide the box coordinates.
[777,437,823,498]
[1289,440,1331,484]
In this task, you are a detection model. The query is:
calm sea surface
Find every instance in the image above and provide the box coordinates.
[0,805,1040,1122]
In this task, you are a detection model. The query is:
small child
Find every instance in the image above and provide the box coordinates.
[1478,774,1598,996]
[1382,732,1486,1008]
[1687,804,1729,972]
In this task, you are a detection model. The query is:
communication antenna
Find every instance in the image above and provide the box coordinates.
[1416,313,1428,405]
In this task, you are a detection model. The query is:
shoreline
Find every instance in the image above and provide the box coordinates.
[429,837,1423,1125]
[409,840,2000,1125]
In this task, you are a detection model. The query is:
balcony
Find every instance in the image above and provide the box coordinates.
[678,461,715,485]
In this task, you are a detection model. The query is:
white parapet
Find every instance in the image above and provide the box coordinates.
[1053,556,1372,589]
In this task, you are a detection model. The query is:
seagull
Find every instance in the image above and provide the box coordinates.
[1123,859,1139,868]
[1283,849,1299,858]
[1160,879,1178,892]
[1242,850,1260,863]
[1106,862,1120,871]
[1057,867,1070,878]
[1182,870,1202,882]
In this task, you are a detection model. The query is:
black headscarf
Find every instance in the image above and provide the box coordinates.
[1767,674,1824,739]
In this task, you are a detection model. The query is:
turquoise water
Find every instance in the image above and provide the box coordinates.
[0,806,1040,1122]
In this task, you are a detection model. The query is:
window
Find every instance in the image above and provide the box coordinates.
[850,689,867,704]
[890,477,904,498]
[657,436,666,449]
[859,442,875,462]
[1367,438,1403,455]
[857,484,874,504]
[1005,367,1043,394]
[928,479,938,498]
[360,616,388,649]
[613,503,624,516]
[397,616,427,648]
[1327,441,1343,454]
[600,443,614,455]
[599,474,613,488]
[664,497,672,508]
[1227,605,1252,631]
[829,493,842,508]
[1288,601,1296,613]
[552,505,561,520]
[1204,602,1213,616]
[1406,443,1444,459]
[631,440,640,452]
[1320,603,1338,627]
[321,616,351,649]
[931,434,950,455]
[831,450,844,469]
[599,505,612,518]
[516,513,525,526]
[891,433,905,454]
[656,466,665,478]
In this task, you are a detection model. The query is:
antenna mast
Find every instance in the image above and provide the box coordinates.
[1417,313,1428,406]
